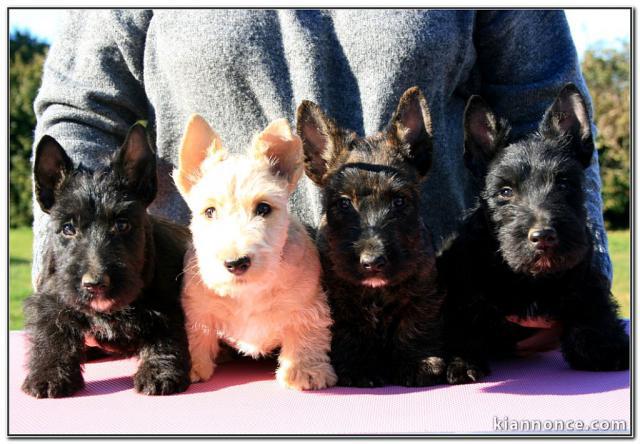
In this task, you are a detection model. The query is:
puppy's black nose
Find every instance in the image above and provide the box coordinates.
[360,255,387,273]
[224,256,251,275]
[528,228,558,248]
[82,273,111,293]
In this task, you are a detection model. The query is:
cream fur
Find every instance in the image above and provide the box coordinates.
[176,115,336,390]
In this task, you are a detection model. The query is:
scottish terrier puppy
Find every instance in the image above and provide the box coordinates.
[296,87,448,387]
[22,124,191,398]
[175,116,336,390]
[440,84,629,384]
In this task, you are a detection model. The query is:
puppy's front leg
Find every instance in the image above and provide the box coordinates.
[186,319,220,383]
[443,296,494,384]
[561,282,629,371]
[330,314,388,387]
[22,294,85,398]
[134,320,191,395]
[276,300,337,390]
[391,314,447,387]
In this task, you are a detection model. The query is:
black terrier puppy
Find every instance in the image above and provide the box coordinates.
[22,124,191,398]
[296,87,448,387]
[440,83,629,384]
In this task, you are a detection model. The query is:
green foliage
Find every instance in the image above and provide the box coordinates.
[581,42,630,228]
[10,30,48,227]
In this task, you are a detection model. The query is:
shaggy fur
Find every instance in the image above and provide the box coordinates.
[440,84,629,384]
[22,125,191,398]
[175,116,336,391]
[296,87,449,387]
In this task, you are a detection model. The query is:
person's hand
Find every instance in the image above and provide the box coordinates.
[505,315,563,357]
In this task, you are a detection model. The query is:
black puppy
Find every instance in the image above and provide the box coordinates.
[296,87,448,387]
[440,84,629,384]
[22,124,191,398]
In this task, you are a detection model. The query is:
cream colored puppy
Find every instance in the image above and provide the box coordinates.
[174,115,336,390]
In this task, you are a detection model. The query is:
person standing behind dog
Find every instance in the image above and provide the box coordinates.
[31,10,612,322]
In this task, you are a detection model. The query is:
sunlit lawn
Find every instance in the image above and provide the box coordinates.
[608,230,631,318]
[8,228,631,330]
[9,227,34,330]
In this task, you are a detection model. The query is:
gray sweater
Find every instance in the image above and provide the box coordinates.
[32,9,612,285]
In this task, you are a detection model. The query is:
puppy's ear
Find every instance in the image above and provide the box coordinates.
[114,123,157,206]
[175,114,225,195]
[252,119,303,193]
[33,135,73,213]
[463,96,509,178]
[540,83,594,168]
[388,86,434,178]
[296,100,352,186]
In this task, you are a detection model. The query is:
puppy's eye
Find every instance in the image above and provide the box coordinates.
[255,202,272,217]
[338,197,352,210]
[204,207,216,219]
[392,196,406,208]
[62,222,76,237]
[498,187,514,199]
[114,218,130,234]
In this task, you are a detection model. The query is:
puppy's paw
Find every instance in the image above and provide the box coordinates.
[134,362,190,396]
[189,357,215,383]
[395,356,447,387]
[22,370,84,398]
[276,360,337,390]
[446,357,486,384]
[337,371,386,388]
[563,328,629,371]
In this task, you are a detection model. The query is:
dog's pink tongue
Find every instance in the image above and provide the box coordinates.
[89,296,115,312]
[362,277,388,288]
[84,333,100,348]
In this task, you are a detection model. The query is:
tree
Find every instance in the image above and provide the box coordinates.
[581,41,630,229]
[9,30,48,227]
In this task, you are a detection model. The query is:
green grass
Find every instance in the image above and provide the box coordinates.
[8,228,632,330]
[608,230,631,318]
[10,227,34,330]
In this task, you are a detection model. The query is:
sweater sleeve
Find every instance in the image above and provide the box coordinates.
[473,10,613,284]
[31,9,153,287]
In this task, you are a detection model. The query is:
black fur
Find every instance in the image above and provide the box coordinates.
[22,125,191,398]
[296,87,449,387]
[440,84,629,384]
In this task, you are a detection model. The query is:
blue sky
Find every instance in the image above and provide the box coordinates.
[9,9,631,58]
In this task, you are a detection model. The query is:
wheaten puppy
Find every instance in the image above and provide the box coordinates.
[174,115,336,390]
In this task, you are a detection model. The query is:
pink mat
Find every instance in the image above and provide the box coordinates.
[9,328,630,436]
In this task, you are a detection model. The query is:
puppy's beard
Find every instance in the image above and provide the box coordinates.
[75,284,140,314]
[89,296,116,312]
[207,273,269,298]
[530,253,556,274]
[526,250,579,276]
[508,246,583,277]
